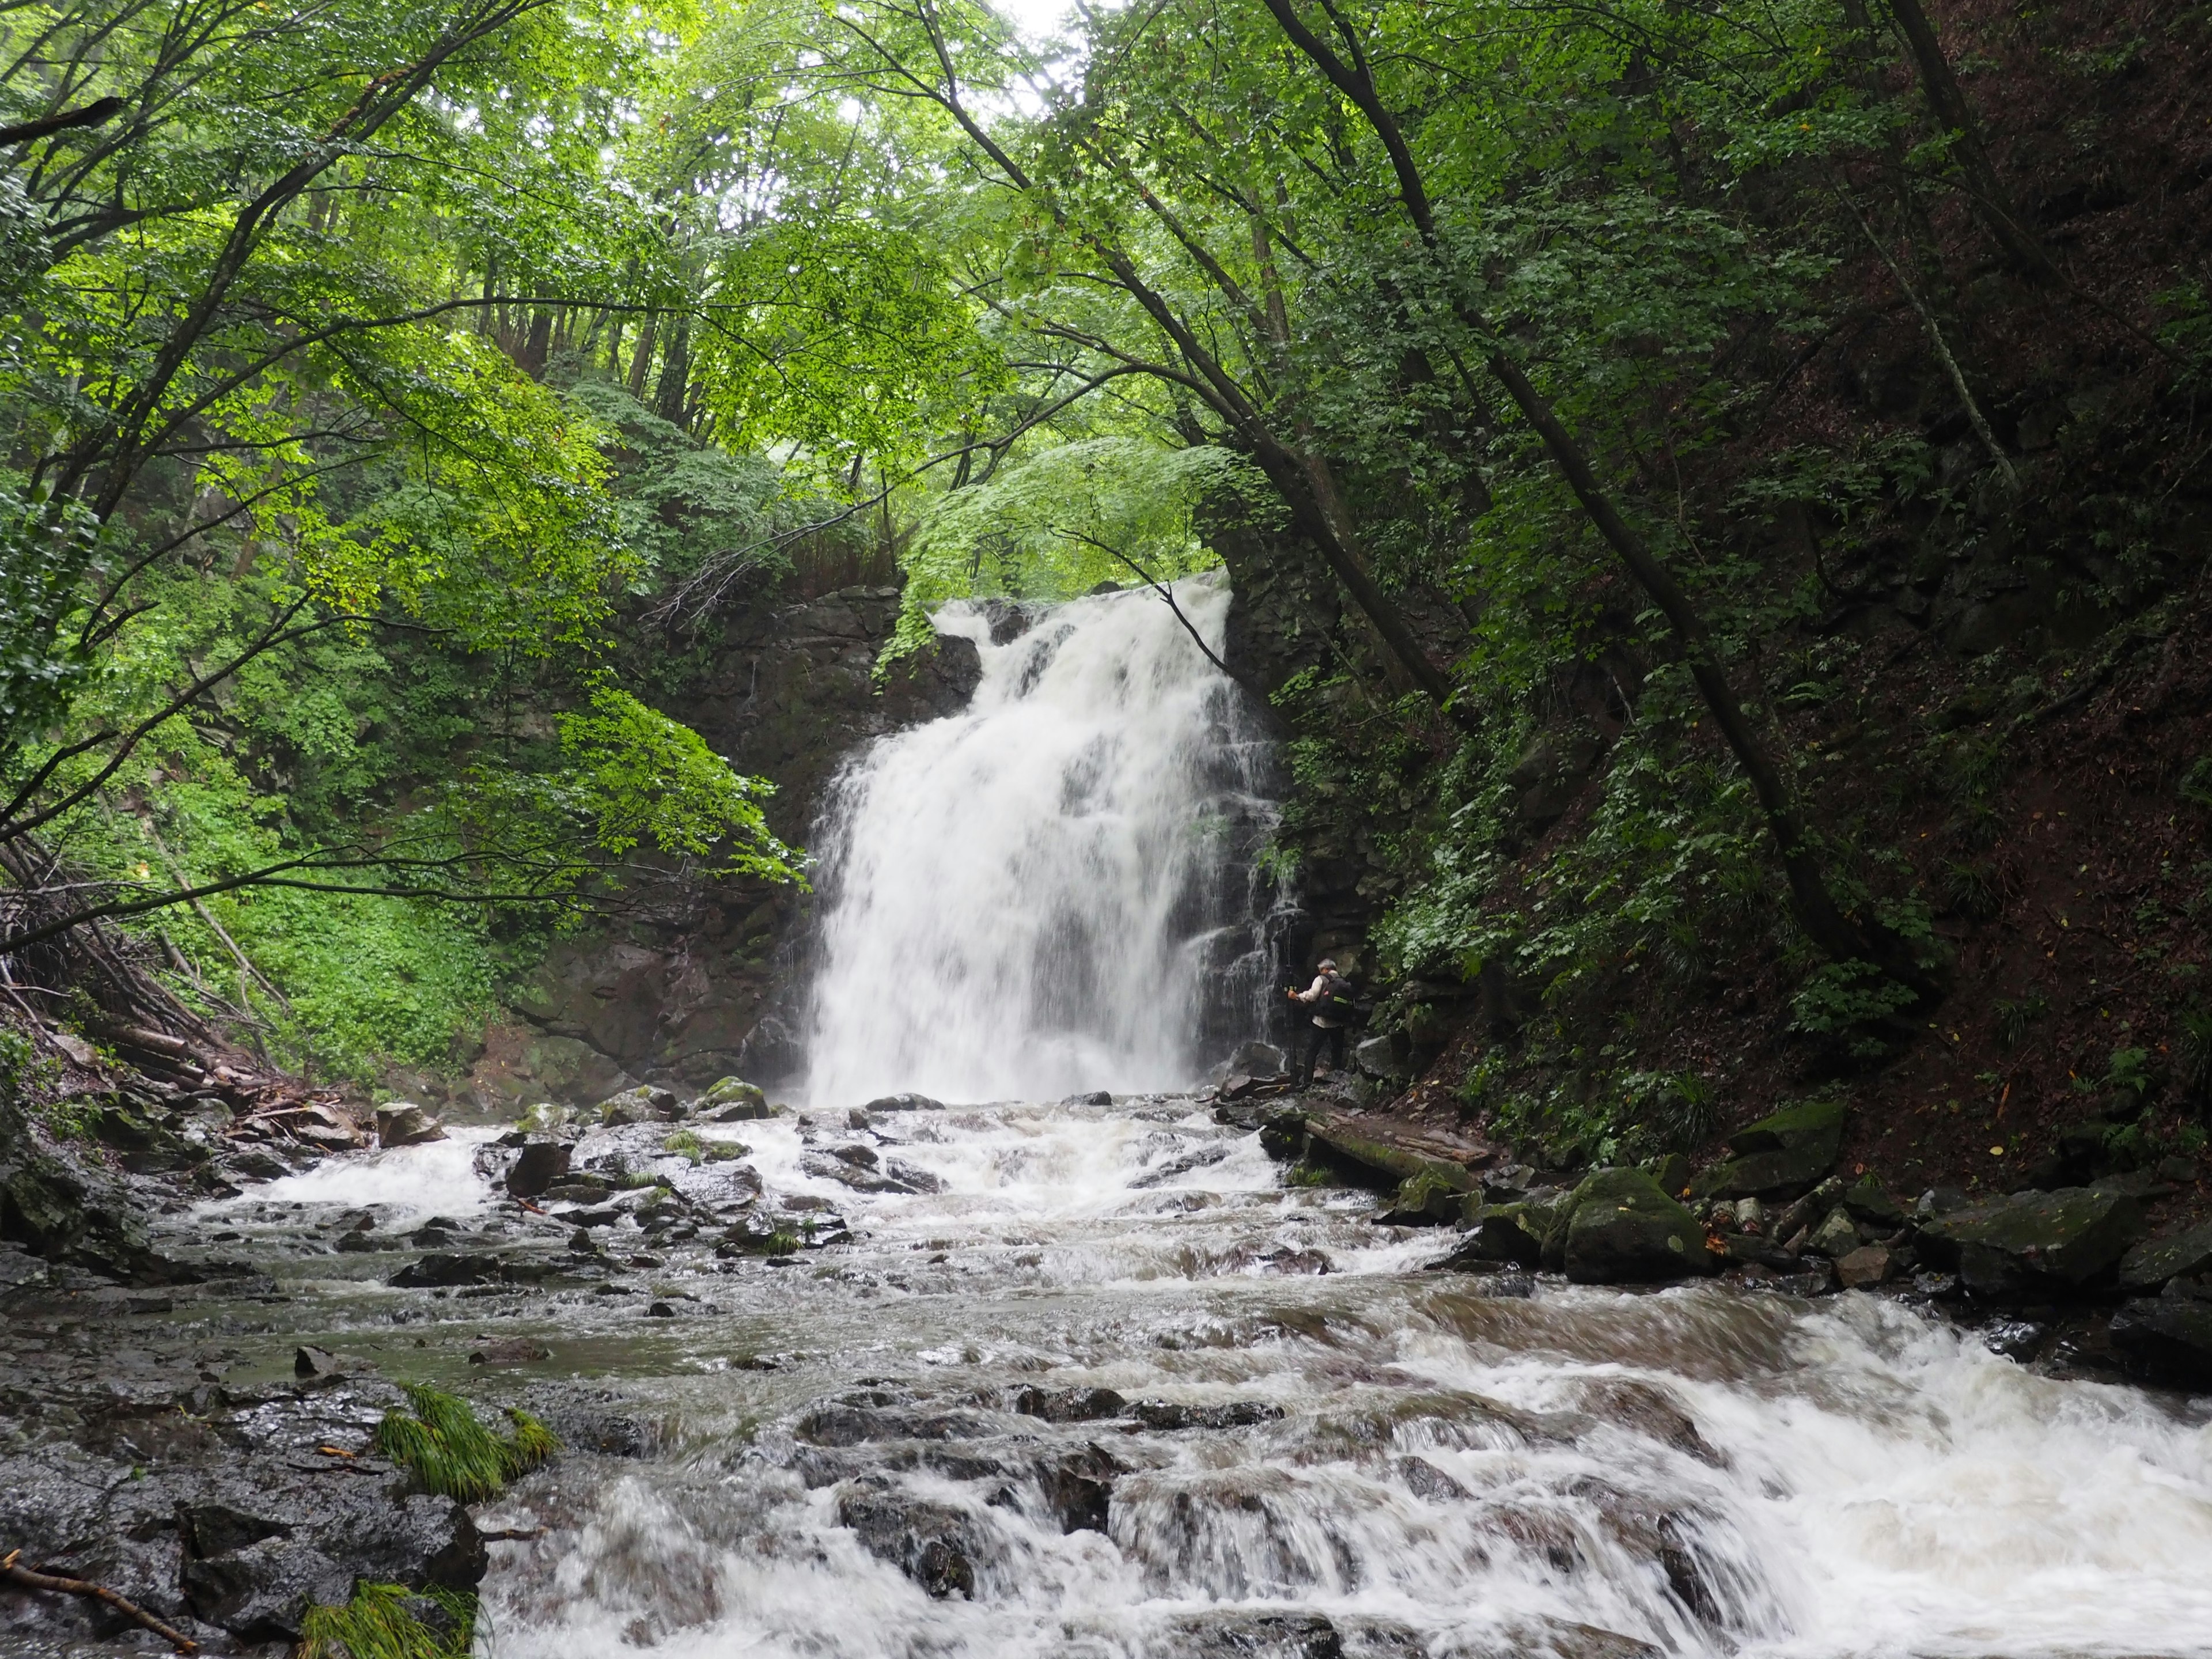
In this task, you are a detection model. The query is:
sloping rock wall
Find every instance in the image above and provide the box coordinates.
[462,587,979,1107]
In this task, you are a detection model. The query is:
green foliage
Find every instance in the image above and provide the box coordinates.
[1994,993,2050,1052]
[2178,1004,2212,1102]
[299,1582,476,1659]
[1788,961,1916,1058]
[2179,755,2212,809]
[371,1385,558,1504]
[551,684,797,877]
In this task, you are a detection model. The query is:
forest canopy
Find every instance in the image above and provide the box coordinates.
[2,0,2205,1099]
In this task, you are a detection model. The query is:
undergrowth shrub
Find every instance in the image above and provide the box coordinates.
[372,1384,558,1502]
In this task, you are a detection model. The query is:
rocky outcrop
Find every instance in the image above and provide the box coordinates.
[464,586,981,1108]
[0,1378,483,1647]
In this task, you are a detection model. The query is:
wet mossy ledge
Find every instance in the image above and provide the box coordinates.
[1232,1088,2212,1389]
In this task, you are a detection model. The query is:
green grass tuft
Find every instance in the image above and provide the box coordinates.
[372,1384,560,1502]
[298,1582,475,1659]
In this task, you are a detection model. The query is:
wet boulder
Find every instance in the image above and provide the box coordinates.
[1012,1385,1128,1422]
[389,1251,497,1288]
[835,1478,982,1598]
[1127,1399,1283,1430]
[0,1092,165,1283]
[597,1085,683,1126]
[2118,1222,2212,1293]
[1918,1185,2148,1293]
[862,1092,945,1113]
[2108,1281,2212,1391]
[1166,1609,1344,1658]
[373,1103,445,1147]
[1690,1099,1846,1201]
[1429,1199,1551,1268]
[505,1135,573,1199]
[1549,1168,1711,1283]
[695,1076,772,1121]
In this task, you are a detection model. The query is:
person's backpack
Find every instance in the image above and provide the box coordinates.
[1315,973,1358,1022]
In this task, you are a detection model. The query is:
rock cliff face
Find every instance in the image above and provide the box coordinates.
[463,587,979,1107]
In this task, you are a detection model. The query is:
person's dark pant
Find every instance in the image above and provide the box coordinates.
[1297,1022,1346,1086]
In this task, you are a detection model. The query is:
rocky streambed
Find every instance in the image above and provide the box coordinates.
[5,1083,2212,1657]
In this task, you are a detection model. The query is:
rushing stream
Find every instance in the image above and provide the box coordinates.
[173,1105,2212,1659]
[145,577,2212,1658]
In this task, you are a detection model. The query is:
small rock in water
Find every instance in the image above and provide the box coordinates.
[1062,1089,1114,1107]
[646,1302,676,1319]
[1396,1455,1470,1502]
[1012,1385,1128,1423]
[293,1344,370,1378]
[1127,1399,1283,1431]
[863,1092,946,1113]
[1980,1319,2046,1360]
[469,1336,551,1366]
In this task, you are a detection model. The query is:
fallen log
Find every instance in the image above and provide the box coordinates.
[1,1549,200,1654]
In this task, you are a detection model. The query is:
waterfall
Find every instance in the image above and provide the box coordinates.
[801,570,1282,1108]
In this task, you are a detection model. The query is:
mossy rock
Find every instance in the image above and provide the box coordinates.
[2119,1223,2212,1292]
[1549,1167,1713,1283]
[1302,1120,1476,1194]
[1691,1099,1847,1201]
[1433,1198,1551,1268]
[1378,1170,1464,1225]
[696,1076,772,1121]
[1919,1185,2147,1291]
[1840,1172,1903,1228]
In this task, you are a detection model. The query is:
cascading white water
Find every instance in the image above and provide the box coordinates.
[802,570,1281,1107]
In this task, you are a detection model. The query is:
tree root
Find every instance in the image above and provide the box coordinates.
[1,1550,200,1654]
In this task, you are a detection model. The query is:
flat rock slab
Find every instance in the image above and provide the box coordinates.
[1300,1112,1497,1192]
[1919,1185,2147,1290]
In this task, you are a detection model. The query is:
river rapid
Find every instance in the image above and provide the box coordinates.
[173,1100,2212,1659]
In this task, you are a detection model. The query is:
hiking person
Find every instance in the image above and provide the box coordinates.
[1289,957,1354,1087]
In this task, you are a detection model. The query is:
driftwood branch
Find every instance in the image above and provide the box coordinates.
[1,1550,200,1654]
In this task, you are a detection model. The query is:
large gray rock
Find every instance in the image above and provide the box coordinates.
[0,1418,484,1644]
[2118,1222,2212,1293]
[374,1102,445,1147]
[1548,1168,1712,1284]
[1691,1099,1846,1201]
[2109,1284,2212,1391]
[0,1094,163,1282]
[1918,1185,2147,1292]
[597,1084,683,1126]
